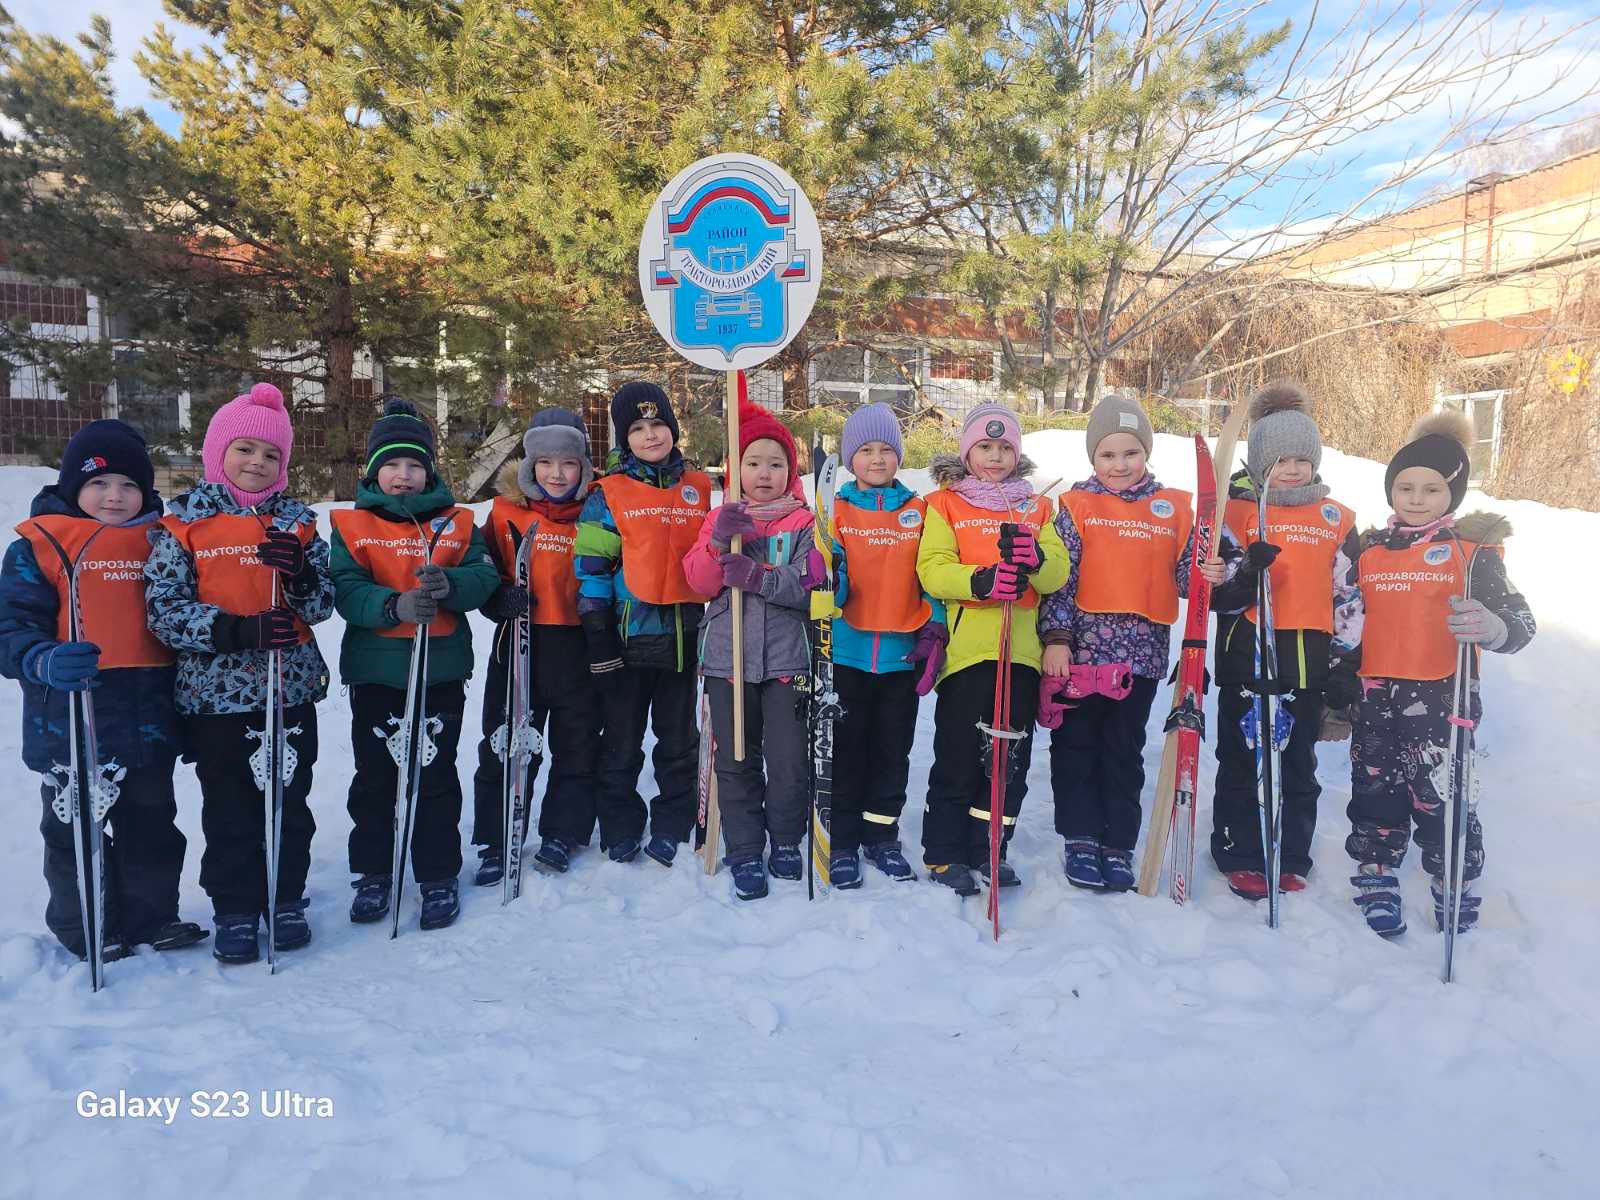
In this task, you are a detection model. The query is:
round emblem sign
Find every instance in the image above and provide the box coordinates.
[680,484,702,506]
[1321,503,1341,525]
[985,419,1006,439]
[1150,498,1175,519]
[898,509,922,529]
[638,153,823,372]
[1423,544,1452,566]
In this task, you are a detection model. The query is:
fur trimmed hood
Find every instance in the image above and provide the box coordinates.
[1455,510,1512,545]
[929,451,1039,487]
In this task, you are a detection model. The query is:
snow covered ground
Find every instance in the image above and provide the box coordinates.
[2,433,1598,1200]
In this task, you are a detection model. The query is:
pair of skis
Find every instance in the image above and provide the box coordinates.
[806,450,842,898]
[1244,465,1293,930]
[1440,534,1486,983]
[493,523,541,903]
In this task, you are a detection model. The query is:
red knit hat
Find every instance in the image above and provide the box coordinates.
[738,397,797,484]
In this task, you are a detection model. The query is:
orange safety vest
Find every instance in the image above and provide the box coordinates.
[482,497,580,627]
[330,507,472,638]
[1065,488,1192,625]
[926,490,1053,611]
[18,515,174,669]
[1358,538,1496,681]
[835,498,932,633]
[1224,497,1355,633]
[598,470,711,606]
[161,512,314,646]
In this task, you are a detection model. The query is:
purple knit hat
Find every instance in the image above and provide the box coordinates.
[203,382,294,506]
[841,402,904,467]
[959,403,1022,466]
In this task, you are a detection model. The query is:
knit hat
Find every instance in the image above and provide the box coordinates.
[738,397,798,484]
[58,419,156,510]
[518,407,593,501]
[611,380,680,447]
[841,402,904,467]
[1085,391,1154,460]
[959,403,1022,466]
[202,381,294,505]
[1246,380,1322,482]
[363,395,436,483]
[1386,410,1474,514]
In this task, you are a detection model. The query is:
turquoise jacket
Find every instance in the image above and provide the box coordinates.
[830,479,945,674]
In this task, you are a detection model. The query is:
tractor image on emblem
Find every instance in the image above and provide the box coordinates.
[693,246,763,331]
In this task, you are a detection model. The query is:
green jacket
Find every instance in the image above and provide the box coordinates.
[330,479,500,690]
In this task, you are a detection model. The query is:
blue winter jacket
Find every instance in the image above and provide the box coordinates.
[830,479,945,674]
[0,486,180,774]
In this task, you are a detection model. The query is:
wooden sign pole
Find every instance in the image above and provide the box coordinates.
[727,370,745,761]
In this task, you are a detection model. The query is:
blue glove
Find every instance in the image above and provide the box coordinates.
[27,641,102,691]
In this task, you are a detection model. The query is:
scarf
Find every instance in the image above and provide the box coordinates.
[950,473,1035,513]
[1265,481,1331,508]
[745,495,805,523]
[1385,512,1455,541]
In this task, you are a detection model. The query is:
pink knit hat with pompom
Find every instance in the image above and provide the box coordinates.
[203,382,294,505]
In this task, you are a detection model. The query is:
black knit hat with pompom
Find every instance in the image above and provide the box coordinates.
[364,395,437,482]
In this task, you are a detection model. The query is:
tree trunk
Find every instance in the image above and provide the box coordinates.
[1080,354,1104,414]
[324,277,361,500]
[779,332,811,411]
[1038,289,1057,416]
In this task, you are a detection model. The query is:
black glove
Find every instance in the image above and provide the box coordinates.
[214,608,299,652]
[998,522,1043,574]
[414,562,450,600]
[1241,541,1282,574]
[257,529,306,577]
[394,588,439,626]
[1322,669,1362,711]
[971,562,1024,602]
[483,583,530,623]
[581,609,624,682]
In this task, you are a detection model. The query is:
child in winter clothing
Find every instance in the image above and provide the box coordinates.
[1339,412,1535,937]
[683,399,820,900]
[826,403,947,888]
[576,382,709,866]
[0,420,206,960]
[329,398,499,931]
[470,408,603,880]
[144,383,335,964]
[916,404,1070,895]
[1038,394,1223,891]
[1207,381,1361,899]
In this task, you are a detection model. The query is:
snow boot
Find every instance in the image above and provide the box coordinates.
[349,874,392,924]
[828,849,862,890]
[419,880,461,931]
[1227,870,1269,901]
[1351,866,1406,937]
[273,900,312,952]
[212,913,260,965]
[1280,872,1308,893]
[768,843,804,881]
[608,837,641,864]
[927,863,980,897]
[147,919,208,951]
[533,837,571,874]
[1100,848,1136,892]
[1430,876,1482,933]
[473,851,503,888]
[1063,839,1105,890]
[643,835,678,868]
[979,859,1021,889]
[863,841,917,881]
[731,858,769,901]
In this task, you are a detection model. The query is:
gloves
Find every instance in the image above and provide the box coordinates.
[581,610,624,682]
[1447,596,1508,647]
[1322,669,1362,711]
[1240,541,1282,574]
[214,609,299,652]
[904,620,949,697]
[709,502,757,550]
[719,552,770,595]
[414,563,450,600]
[998,522,1041,572]
[394,588,439,626]
[27,641,101,691]
[257,529,307,577]
[971,562,1024,602]
[1319,705,1354,742]
[483,583,530,623]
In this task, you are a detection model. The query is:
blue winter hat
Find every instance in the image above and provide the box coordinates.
[841,402,904,468]
[518,408,593,501]
[58,419,156,509]
[610,380,679,446]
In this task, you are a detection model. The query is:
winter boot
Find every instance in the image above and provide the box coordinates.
[1279,873,1308,893]
[419,880,461,931]
[979,859,1021,889]
[927,863,980,897]
[1430,876,1482,933]
[350,874,392,924]
[828,849,862,890]
[643,835,678,868]
[147,919,208,951]
[474,850,503,888]
[212,913,261,965]
[533,837,572,874]
[1100,848,1136,892]
[1351,865,1406,938]
[863,841,917,881]
[1227,870,1269,901]
[731,858,769,901]
[608,836,641,864]
[273,900,312,952]
[1063,839,1105,890]
[768,843,804,881]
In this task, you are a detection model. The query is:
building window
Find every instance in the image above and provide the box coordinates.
[1437,390,1503,483]
[112,352,183,448]
[814,344,920,406]
[930,349,994,382]
[0,281,89,327]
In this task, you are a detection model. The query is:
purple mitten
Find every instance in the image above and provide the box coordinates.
[800,545,826,591]
[904,620,949,696]
[719,552,769,595]
[709,502,757,550]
